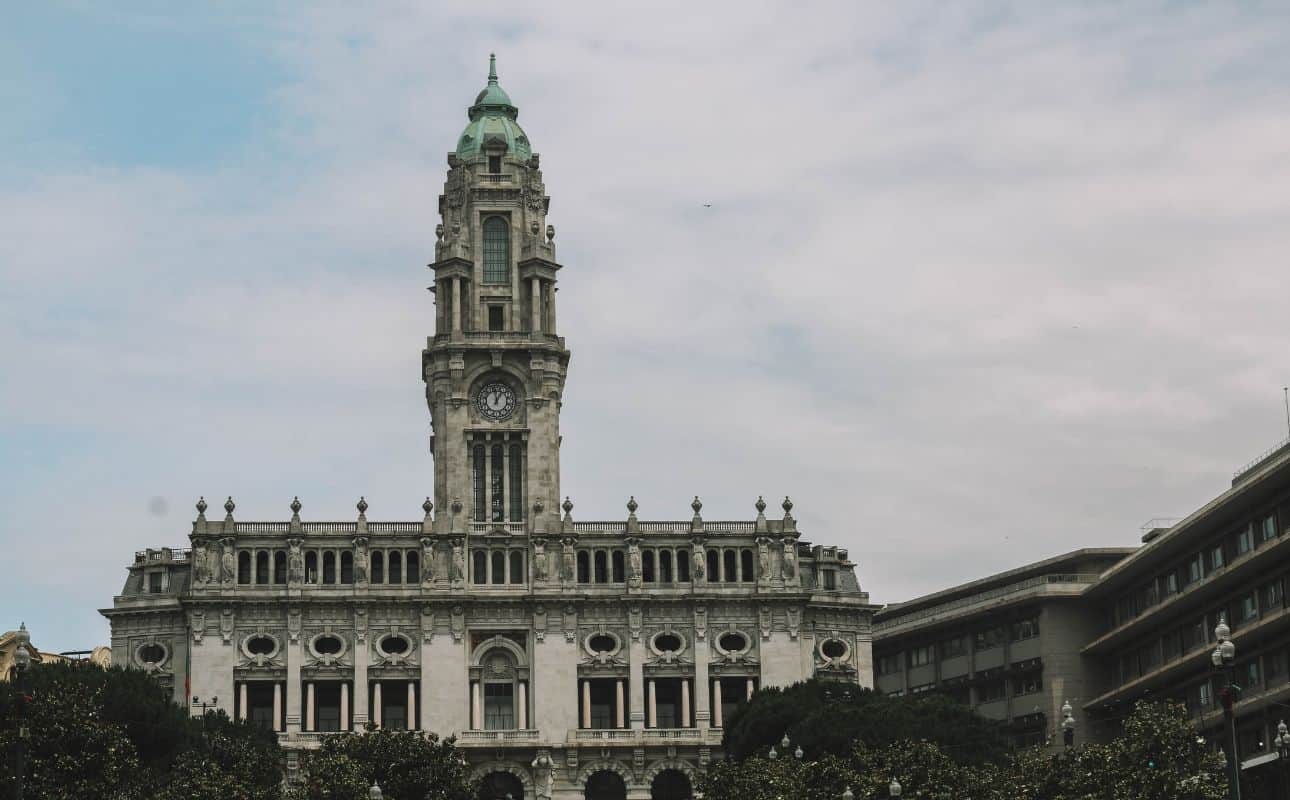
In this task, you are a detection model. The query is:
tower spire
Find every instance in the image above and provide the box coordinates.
[488,53,498,84]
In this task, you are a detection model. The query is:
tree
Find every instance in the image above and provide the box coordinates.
[293,727,476,800]
[722,679,1010,764]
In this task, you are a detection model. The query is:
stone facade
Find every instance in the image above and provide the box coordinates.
[101,58,876,800]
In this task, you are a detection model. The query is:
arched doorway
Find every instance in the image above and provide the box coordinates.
[650,768,691,800]
[586,769,627,800]
[479,771,525,800]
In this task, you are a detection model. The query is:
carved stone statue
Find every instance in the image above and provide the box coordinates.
[420,537,435,584]
[451,539,465,582]
[758,538,771,580]
[287,539,304,584]
[220,540,236,584]
[693,547,707,580]
[561,538,576,584]
[628,540,642,587]
[353,538,369,585]
[192,541,209,585]
[533,539,547,581]
[781,540,797,579]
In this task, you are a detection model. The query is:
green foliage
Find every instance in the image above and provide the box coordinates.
[722,679,1010,764]
[0,662,284,800]
[292,726,476,800]
[704,699,1229,800]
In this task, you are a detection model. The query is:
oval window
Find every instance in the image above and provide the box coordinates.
[246,635,276,656]
[718,632,747,653]
[314,635,343,655]
[821,639,847,659]
[588,634,617,654]
[654,633,682,653]
[138,644,166,664]
[380,635,410,656]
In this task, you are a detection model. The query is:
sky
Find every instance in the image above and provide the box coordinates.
[3,2,1290,652]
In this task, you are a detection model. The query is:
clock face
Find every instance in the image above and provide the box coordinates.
[476,381,517,421]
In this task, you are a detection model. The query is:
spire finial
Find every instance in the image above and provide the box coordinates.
[488,53,498,84]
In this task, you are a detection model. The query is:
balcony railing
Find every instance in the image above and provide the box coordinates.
[456,729,541,744]
[471,522,527,535]
[479,173,511,183]
[570,521,757,535]
[875,574,1100,632]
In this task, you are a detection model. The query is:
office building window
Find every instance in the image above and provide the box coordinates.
[940,636,967,658]
[1011,617,1040,642]
[907,646,933,667]
[1012,675,1042,696]
[977,680,1006,703]
[877,654,901,675]
[1261,514,1278,542]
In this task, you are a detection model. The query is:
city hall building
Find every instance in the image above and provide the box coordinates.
[101,58,877,800]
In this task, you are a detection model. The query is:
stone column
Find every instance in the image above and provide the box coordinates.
[681,679,691,728]
[407,682,416,730]
[373,682,383,727]
[353,642,370,728]
[695,633,710,729]
[518,681,528,729]
[531,278,541,332]
[340,682,350,731]
[273,683,282,732]
[712,680,723,728]
[305,682,315,731]
[238,682,248,722]
[647,679,657,728]
[547,282,556,334]
[471,681,482,729]
[451,278,461,332]
[581,679,592,728]
[629,640,645,729]
[615,679,626,728]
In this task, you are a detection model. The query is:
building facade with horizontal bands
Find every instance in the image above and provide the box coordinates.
[100,57,877,800]
[872,548,1133,748]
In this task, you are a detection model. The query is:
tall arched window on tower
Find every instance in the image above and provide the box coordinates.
[472,444,486,522]
[490,444,505,522]
[483,217,510,283]
[508,443,523,522]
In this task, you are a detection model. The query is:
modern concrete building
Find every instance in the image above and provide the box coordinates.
[1081,440,1290,786]
[101,56,877,800]
[872,548,1133,748]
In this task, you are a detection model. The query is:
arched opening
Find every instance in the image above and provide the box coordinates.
[586,770,627,800]
[305,551,318,583]
[491,550,506,584]
[478,771,525,800]
[577,551,590,583]
[642,550,656,583]
[740,549,755,582]
[482,216,511,284]
[706,549,720,581]
[594,550,608,583]
[659,550,673,583]
[255,550,269,584]
[473,550,487,583]
[723,550,737,584]
[339,550,353,584]
[406,551,420,584]
[237,551,251,584]
[612,551,625,582]
[677,550,691,582]
[509,550,523,584]
[323,551,336,584]
[371,551,384,584]
[480,649,520,730]
[651,769,692,800]
[388,550,402,584]
[273,551,287,584]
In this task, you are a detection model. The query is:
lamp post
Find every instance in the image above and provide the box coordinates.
[1061,700,1076,749]
[12,622,31,800]
[769,733,803,761]
[1211,616,1241,800]
[889,777,902,798]
[1274,720,1289,800]
[368,782,383,800]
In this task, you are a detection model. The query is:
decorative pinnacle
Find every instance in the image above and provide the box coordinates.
[357,496,368,515]
[290,496,302,515]
[562,497,573,518]
[196,496,208,515]
[755,496,767,514]
[626,496,638,515]
[488,53,498,84]
[782,496,793,515]
[224,496,235,515]
[534,499,544,514]
[691,496,703,515]
[451,498,463,514]
[422,497,434,516]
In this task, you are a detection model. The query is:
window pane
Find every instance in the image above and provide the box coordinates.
[472,445,486,521]
[484,683,515,730]
[483,217,510,283]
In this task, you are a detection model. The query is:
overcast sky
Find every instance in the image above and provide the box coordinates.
[3,2,1290,651]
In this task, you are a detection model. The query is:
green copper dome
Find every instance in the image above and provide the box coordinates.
[456,54,532,161]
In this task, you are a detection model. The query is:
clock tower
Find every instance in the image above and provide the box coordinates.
[423,55,569,535]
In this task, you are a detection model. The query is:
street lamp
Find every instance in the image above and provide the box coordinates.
[13,622,32,800]
[889,778,902,798]
[1211,616,1241,800]
[1061,700,1076,748]
[1274,720,1289,800]
[842,787,854,800]
[368,782,382,800]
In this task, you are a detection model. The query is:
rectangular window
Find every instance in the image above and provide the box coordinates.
[1209,545,1225,571]
[1012,675,1042,696]
[977,680,1006,703]
[487,305,504,331]
[1265,651,1288,685]
[1186,554,1204,585]
[877,654,901,675]
[907,646,933,667]
[1235,526,1254,556]
[1263,579,1284,611]
[1243,660,1261,689]
[1198,681,1212,707]
[1238,593,1258,623]
[1161,630,1182,662]
[472,444,486,521]
[488,155,502,174]
[1261,515,1278,542]
[822,570,836,590]
[247,683,276,730]
[1160,571,1179,598]
[653,679,685,728]
[974,626,1007,651]
[1181,619,1207,652]
[940,636,967,658]
[1011,617,1040,642]
[587,681,615,729]
[484,683,515,730]
[490,444,504,522]
[508,444,523,523]
[315,684,343,732]
[148,572,163,593]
